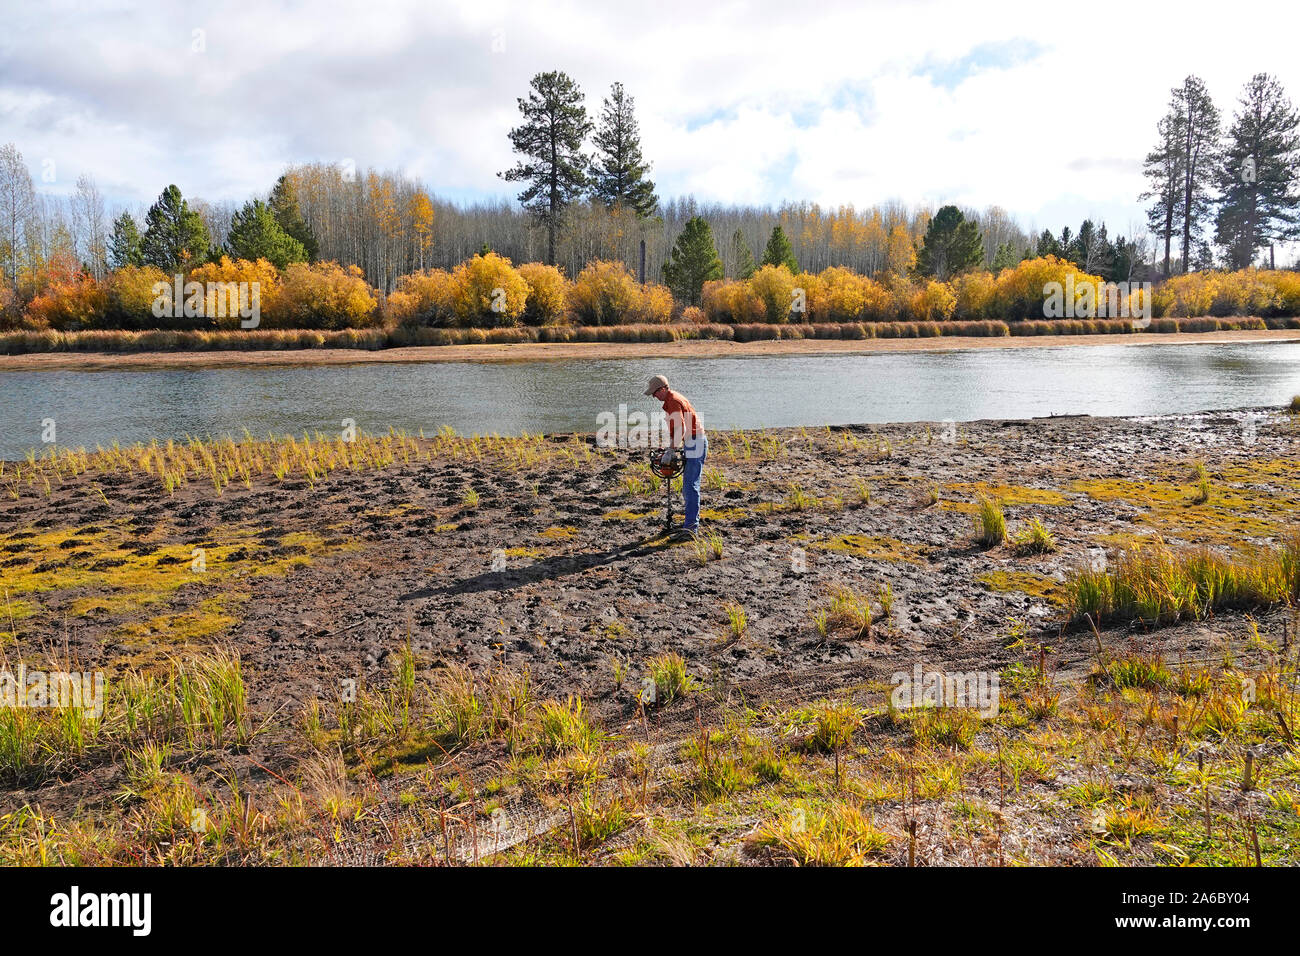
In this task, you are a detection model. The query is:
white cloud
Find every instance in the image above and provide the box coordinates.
[1,0,1297,252]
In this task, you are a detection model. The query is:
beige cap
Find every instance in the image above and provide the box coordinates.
[643,374,670,396]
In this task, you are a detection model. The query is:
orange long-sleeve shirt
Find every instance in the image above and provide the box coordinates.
[660,389,705,445]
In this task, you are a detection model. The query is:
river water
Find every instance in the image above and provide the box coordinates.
[2,341,1299,459]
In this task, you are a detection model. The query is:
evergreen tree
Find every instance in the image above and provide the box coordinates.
[141,185,209,271]
[108,211,144,269]
[590,82,658,218]
[1214,73,1300,269]
[760,225,798,272]
[499,71,592,266]
[1170,76,1221,273]
[1034,229,1062,258]
[269,174,319,261]
[1057,225,1077,264]
[1142,114,1183,277]
[732,228,756,279]
[662,216,723,306]
[1076,220,1114,275]
[1108,235,1145,283]
[227,199,307,268]
[991,241,1018,270]
[914,205,982,280]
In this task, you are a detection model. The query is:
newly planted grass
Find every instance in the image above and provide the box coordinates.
[824,585,873,639]
[746,803,890,865]
[4,627,1299,866]
[974,496,1008,548]
[3,427,607,502]
[0,649,251,786]
[1066,536,1300,626]
[1012,517,1057,555]
[645,652,696,705]
[722,602,748,641]
[1192,462,1213,505]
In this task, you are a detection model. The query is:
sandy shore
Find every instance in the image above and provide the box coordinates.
[3,327,1300,372]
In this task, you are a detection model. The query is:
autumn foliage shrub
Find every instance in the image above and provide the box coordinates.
[701,279,763,323]
[24,271,109,331]
[950,270,996,320]
[747,264,799,323]
[568,260,672,325]
[817,266,894,322]
[273,262,379,329]
[792,270,824,320]
[1152,274,1210,317]
[1152,269,1284,318]
[907,280,957,322]
[386,268,456,326]
[517,262,570,325]
[1266,270,1300,315]
[990,256,1106,321]
[187,256,282,330]
[107,265,170,328]
[448,252,530,327]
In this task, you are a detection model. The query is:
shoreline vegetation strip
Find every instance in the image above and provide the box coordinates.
[4,315,1300,356]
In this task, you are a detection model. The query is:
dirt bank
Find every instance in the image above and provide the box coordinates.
[4,327,1300,372]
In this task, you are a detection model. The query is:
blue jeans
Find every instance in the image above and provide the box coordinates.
[681,434,707,529]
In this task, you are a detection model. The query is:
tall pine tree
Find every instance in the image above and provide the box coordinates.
[227,199,307,268]
[663,216,723,306]
[499,71,592,266]
[590,82,658,218]
[108,211,144,269]
[1214,73,1300,269]
[1172,76,1221,273]
[1142,114,1183,277]
[141,185,209,271]
[269,174,319,262]
[761,225,798,272]
[914,205,982,280]
[732,228,756,279]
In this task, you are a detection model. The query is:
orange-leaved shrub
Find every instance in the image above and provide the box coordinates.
[24,271,110,331]
[701,278,763,323]
[274,262,379,329]
[188,256,283,330]
[517,262,570,325]
[386,268,457,327]
[749,264,799,323]
[568,260,671,325]
[448,252,530,327]
[990,256,1105,321]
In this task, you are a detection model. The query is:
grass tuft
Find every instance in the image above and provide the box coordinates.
[974,496,1008,547]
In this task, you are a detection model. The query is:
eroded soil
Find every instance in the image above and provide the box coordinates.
[2,408,1298,863]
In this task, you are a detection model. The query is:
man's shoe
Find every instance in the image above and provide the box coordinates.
[671,526,699,540]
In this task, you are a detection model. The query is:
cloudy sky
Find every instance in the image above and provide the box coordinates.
[3,0,1298,242]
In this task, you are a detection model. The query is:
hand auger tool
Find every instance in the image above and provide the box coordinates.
[647,445,685,534]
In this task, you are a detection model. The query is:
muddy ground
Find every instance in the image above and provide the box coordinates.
[2,407,1298,860]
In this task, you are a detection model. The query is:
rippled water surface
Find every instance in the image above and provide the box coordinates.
[3,341,1299,458]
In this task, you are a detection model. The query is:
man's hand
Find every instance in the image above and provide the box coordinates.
[660,448,675,467]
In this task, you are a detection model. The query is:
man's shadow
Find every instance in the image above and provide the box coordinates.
[398,530,679,601]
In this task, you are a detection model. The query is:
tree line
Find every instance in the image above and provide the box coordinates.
[1142,73,1300,275]
[3,68,1298,320]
